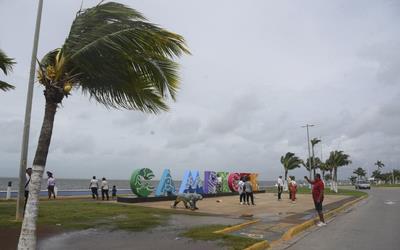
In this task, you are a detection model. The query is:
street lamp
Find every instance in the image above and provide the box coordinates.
[302,124,314,183]
[16,0,44,220]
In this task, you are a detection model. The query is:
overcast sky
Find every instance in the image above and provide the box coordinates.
[0,0,399,180]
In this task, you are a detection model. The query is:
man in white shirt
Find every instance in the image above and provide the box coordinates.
[89,176,99,200]
[238,178,246,204]
[277,176,283,201]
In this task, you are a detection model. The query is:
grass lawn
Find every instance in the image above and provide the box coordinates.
[372,184,400,188]
[0,199,171,231]
[181,224,262,250]
[264,186,367,197]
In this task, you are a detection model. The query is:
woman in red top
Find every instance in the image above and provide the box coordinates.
[305,174,326,226]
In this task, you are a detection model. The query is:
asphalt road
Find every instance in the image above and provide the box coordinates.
[284,188,400,250]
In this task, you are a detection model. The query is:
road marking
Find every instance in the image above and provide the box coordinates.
[384,200,396,205]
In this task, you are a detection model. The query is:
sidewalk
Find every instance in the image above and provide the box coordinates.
[133,192,355,244]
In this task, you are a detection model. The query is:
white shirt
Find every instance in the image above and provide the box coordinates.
[90,179,99,188]
[47,177,56,187]
[238,180,245,193]
[101,180,109,190]
[277,178,284,186]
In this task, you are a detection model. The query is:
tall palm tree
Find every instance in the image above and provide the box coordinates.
[310,138,321,177]
[327,150,351,193]
[0,49,15,91]
[18,2,189,249]
[280,152,302,181]
[374,160,385,170]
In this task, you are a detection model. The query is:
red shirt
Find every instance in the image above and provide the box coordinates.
[311,179,324,202]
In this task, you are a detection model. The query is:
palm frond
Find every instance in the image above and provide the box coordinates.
[0,80,15,91]
[0,49,15,75]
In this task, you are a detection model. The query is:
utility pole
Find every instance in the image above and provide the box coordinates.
[16,0,44,220]
[302,124,314,183]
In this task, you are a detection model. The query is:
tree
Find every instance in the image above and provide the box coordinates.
[371,170,381,181]
[310,138,321,177]
[349,176,357,185]
[0,49,15,91]
[327,150,351,193]
[353,167,366,179]
[18,2,189,249]
[374,160,384,170]
[324,173,332,181]
[280,152,302,181]
[302,157,321,176]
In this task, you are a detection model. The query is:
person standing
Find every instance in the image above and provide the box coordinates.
[89,176,99,200]
[289,177,297,203]
[305,174,326,226]
[24,168,32,212]
[112,185,117,200]
[277,176,283,201]
[101,177,109,201]
[46,171,56,199]
[244,177,255,205]
[238,177,246,204]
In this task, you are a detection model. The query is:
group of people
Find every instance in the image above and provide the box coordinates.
[238,176,255,205]
[277,174,326,227]
[89,176,117,200]
[277,175,298,203]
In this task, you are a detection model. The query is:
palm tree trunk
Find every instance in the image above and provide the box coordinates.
[333,167,338,193]
[18,101,58,250]
[284,169,288,192]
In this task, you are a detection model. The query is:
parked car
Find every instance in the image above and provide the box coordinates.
[355,180,371,189]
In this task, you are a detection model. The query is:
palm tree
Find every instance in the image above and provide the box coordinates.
[0,49,15,91]
[280,152,302,181]
[18,2,189,249]
[371,169,381,183]
[349,176,357,185]
[327,150,351,193]
[353,167,366,180]
[310,138,321,177]
[374,160,385,170]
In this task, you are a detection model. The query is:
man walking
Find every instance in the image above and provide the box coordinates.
[238,177,246,204]
[305,174,326,226]
[244,177,255,205]
[277,176,283,201]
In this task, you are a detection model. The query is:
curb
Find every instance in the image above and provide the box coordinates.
[281,195,367,241]
[243,240,270,250]
[214,219,260,234]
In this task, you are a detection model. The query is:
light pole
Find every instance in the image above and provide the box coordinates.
[16,0,44,220]
[302,124,314,182]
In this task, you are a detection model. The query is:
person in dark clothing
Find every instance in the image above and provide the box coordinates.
[24,168,32,212]
[244,177,255,205]
[112,185,117,199]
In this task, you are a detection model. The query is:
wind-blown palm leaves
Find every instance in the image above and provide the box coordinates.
[18,2,190,249]
[0,49,15,91]
[280,152,303,180]
[310,138,321,176]
[374,160,385,170]
[327,150,351,192]
[353,167,366,179]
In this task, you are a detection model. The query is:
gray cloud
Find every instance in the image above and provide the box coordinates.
[1,0,400,180]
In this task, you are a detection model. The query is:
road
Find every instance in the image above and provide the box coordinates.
[283,188,400,250]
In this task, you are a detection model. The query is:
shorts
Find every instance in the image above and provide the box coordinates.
[314,201,323,212]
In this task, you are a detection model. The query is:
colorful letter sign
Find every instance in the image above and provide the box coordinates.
[217,172,230,192]
[130,168,155,197]
[179,170,204,193]
[228,172,240,192]
[155,169,176,196]
[204,171,217,194]
[249,173,259,191]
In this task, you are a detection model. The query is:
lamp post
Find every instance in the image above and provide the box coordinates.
[16,0,44,220]
[302,124,314,184]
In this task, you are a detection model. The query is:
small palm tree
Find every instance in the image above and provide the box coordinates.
[327,150,351,192]
[280,152,302,181]
[18,2,189,249]
[353,167,366,180]
[0,49,15,91]
[374,160,385,170]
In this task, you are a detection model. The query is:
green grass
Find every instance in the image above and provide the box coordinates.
[264,187,367,197]
[181,224,262,250]
[372,184,400,188]
[0,199,171,231]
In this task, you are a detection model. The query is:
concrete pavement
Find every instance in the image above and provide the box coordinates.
[276,188,400,250]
